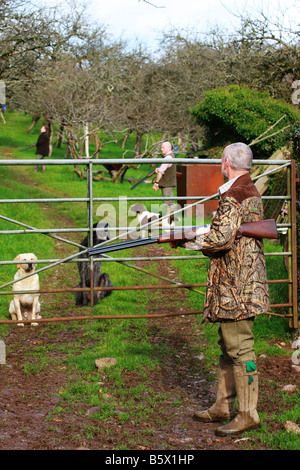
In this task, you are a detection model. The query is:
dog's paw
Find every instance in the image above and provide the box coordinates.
[31,322,38,327]
[17,323,25,327]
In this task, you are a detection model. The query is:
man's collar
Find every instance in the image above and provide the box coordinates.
[218,174,243,195]
[163,151,173,158]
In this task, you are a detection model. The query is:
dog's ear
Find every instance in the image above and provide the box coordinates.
[30,254,38,266]
[129,203,145,214]
[95,223,110,242]
[14,254,22,269]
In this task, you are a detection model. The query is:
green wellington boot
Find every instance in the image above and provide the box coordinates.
[194,356,236,423]
[215,362,260,436]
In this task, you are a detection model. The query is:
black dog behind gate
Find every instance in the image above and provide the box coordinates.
[76,222,113,306]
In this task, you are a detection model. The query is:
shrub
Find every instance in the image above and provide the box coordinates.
[190,85,300,157]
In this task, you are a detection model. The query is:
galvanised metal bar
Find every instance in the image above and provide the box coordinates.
[0,195,289,204]
[0,196,213,203]
[0,214,85,249]
[87,161,95,307]
[0,251,293,267]
[0,158,290,165]
[289,159,298,329]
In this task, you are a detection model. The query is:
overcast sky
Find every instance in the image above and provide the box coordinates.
[41,0,299,51]
[86,0,299,50]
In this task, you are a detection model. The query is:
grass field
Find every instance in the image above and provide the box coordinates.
[0,109,299,450]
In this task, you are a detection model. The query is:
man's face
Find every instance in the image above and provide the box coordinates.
[161,143,169,155]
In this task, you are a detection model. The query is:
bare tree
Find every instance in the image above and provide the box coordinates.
[139,0,165,8]
[213,5,300,100]
[4,0,299,163]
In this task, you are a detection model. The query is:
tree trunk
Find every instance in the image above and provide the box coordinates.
[94,132,102,158]
[122,129,132,149]
[55,121,65,148]
[48,121,53,157]
[84,122,89,158]
[25,115,40,133]
[65,126,81,174]
[134,131,143,156]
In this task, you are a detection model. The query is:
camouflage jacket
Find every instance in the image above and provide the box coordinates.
[187,173,270,323]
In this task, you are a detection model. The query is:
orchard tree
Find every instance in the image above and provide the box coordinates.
[212,7,300,101]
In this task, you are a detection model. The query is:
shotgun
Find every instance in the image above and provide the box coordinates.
[130,170,156,190]
[88,219,278,257]
[130,169,182,190]
[20,144,36,152]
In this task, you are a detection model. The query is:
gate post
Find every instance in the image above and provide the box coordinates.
[87,161,94,307]
[288,159,298,330]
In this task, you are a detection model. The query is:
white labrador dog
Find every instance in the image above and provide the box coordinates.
[9,253,41,327]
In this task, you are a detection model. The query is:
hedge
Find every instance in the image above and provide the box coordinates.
[190,85,300,157]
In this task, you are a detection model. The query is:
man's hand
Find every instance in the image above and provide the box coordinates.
[169,240,185,249]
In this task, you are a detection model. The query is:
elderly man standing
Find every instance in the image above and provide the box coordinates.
[175,142,269,436]
[153,141,177,214]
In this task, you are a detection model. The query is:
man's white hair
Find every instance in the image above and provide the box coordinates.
[162,141,172,150]
[223,143,253,170]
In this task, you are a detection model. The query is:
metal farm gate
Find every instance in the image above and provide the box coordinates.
[0,157,298,331]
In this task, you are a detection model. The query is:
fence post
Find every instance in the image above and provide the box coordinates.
[87,161,94,307]
[289,159,298,330]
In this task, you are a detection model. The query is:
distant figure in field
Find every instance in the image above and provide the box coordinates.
[152,141,177,214]
[34,125,49,173]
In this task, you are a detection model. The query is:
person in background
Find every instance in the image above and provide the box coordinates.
[153,141,177,214]
[34,125,49,172]
[171,142,269,436]
[0,104,6,123]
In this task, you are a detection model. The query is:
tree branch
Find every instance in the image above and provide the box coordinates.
[139,0,166,8]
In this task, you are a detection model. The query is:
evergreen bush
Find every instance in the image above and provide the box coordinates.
[191,85,300,157]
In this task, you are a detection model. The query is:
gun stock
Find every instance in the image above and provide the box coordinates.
[236,219,278,239]
[158,219,278,245]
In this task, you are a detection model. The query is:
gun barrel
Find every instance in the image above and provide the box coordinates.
[88,236,158,256]
[130,170,156,190]
[20,144,36,152]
